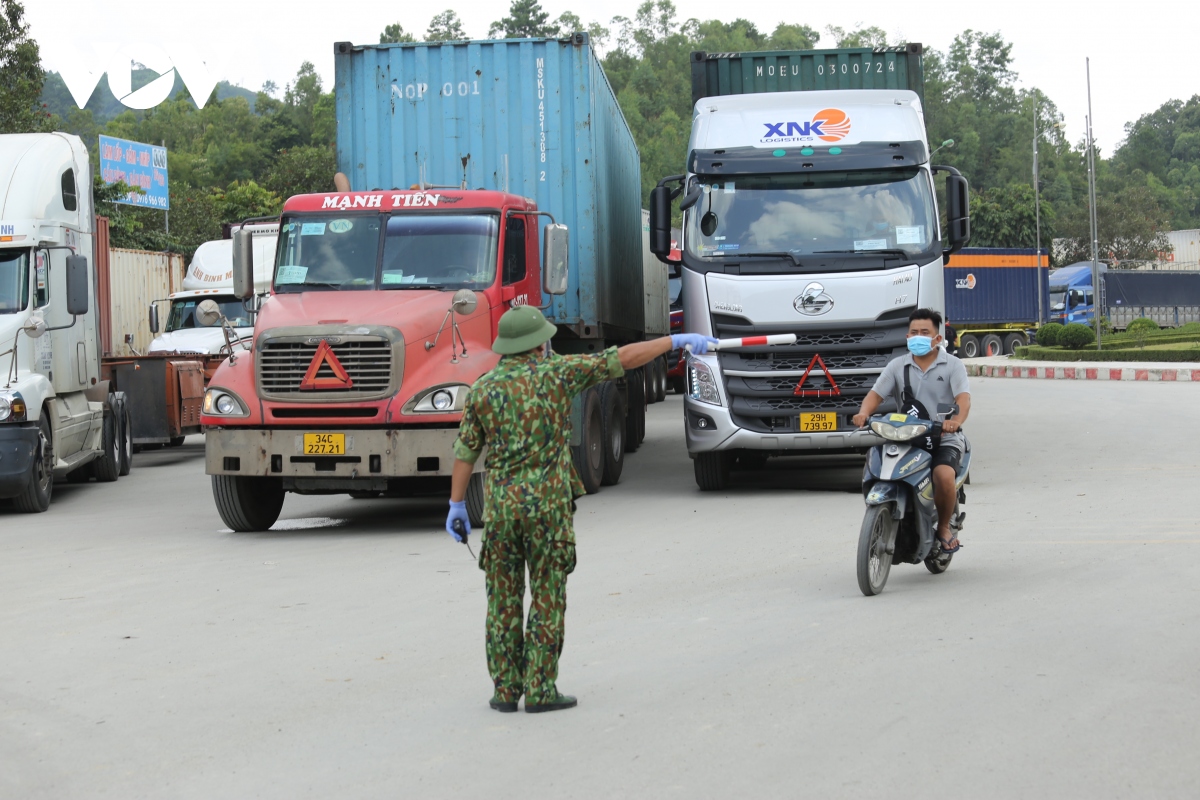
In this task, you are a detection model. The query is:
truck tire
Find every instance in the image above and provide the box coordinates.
[12,416,53,513]
[694,451,730,491]
[668,374,685,394]
[571,387,604,495]
[1004,332,1027,354]
[654,357,667,402]
[465,471,486,528]
[211,475,285,532]
[91,407,121,482]
[981,333,1004,357]
[599,381,626,486]
[959,334,980,358]
[625,368,645,453]
[117,396,133,476]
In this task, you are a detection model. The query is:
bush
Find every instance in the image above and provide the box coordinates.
[1126,318,1160,335]
[1036,322,1064,346]
[1014,345,1200,363]
[1058,323,1097,350]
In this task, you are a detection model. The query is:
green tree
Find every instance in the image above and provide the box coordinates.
[489,0,557,38]
[969,184,1048,248]
[1057,184,1172,265]
[555,12,609,47]
[212,180,282,223]
[426,10,467,41]
[824,24,890,48]
[264,146,337,199]
[380,22,416,43]
[0,0,51,133]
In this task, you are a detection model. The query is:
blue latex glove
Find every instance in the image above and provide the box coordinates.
[672,333,719,355]
[446,500,470,541]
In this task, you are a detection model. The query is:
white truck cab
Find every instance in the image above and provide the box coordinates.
[148,224,276,355]
[0,132,130,511]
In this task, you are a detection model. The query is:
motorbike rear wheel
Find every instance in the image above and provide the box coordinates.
[857,505,896,596]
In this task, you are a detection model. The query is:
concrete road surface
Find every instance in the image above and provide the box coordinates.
[3,379,1199,798]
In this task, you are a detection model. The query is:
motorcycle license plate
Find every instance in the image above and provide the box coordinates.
[303,433,345,455]
[799,412,837,432]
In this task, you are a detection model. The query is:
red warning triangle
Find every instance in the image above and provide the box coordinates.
[793,353,841,397]
[300,340,354,390]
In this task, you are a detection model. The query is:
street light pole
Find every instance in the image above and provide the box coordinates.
[1086,58,1102,351]
[1033,102,1043,324]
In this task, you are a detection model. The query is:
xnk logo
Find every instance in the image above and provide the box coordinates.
[57,43,216,111]
[761,109,852,143]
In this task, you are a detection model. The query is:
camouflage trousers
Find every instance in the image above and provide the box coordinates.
[478,504,577,705]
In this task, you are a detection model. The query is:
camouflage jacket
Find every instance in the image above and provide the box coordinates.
[453,348,624,520]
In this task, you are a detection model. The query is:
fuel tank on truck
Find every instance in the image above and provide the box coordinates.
[333,33,662,342]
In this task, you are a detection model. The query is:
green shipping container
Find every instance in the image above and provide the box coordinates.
[690,44,925,107]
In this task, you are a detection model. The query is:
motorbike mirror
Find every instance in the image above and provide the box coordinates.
[195,299,223,327]
[451,288,478,315]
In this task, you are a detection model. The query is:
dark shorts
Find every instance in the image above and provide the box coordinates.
[931,445,961,472]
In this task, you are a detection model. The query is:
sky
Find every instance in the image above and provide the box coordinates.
[29,0,1196,158]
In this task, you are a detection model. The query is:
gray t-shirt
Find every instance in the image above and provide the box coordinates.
[870,348,971,452]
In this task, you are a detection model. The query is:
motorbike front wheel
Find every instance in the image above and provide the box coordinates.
[857,505,897,596]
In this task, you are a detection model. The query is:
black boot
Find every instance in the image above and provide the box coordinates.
[489,695,519,713]
[525,693,577,713]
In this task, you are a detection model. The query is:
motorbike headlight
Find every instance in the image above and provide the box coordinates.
[688,358,722,406]
[870,420,929,441]
[203,388,249,417]
[408,384,470,413]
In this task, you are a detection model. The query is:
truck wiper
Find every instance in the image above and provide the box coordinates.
[815,249,911,257]
[730,252,803,265]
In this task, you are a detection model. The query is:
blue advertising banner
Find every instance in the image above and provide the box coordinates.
[98,135,169,209]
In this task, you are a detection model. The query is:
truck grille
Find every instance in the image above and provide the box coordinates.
[257,335,398,400]
[712,319,908,433]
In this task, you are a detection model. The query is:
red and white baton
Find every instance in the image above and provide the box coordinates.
[685,333,797,352]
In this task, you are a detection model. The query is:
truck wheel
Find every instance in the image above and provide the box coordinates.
[168,436,185,447]
[625,368,645,453]
[654,357,667,402]
[465,471,486,528]
[959,334,980,358]
[668,374,685,394]
[981,334,1004,357]
[92,407,121,482]
[694,451,730,491]
[571,387,604,495]
[117,396,133,476]
[1004,332,1027,354]
[211,475,285,532]
[599,382,626,486]
[13,416,54,513]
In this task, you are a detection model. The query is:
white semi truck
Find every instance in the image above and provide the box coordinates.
[0,132,132,511]
[649,46,971,490]
[148,223,277,355]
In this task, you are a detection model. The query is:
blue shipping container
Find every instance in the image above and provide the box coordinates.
[944,248,1049,325]
[333,34,656,341]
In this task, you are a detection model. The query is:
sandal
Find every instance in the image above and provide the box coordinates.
[938,536,962,554]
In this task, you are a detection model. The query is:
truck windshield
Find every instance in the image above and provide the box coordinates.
[0,249,30,313]
[381,214,498,290]
[274,215,384,291]
[166,297,253,331]
[685,168,937,265]
[1049,288,1067,311]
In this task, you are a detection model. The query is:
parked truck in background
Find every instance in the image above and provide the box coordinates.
[944,248,1048,357]
[148,222,278,358]
[1049,262,1100,328]
[0,132,132,512]
[648,44,971,490]
[201,34,665,532]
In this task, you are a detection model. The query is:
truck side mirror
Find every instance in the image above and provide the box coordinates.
[149,303,160,334]
[649,186,673,258]
[232,229,255,299]
[542,224,569,296]
[944,174,971,255]
[65,254,89,315]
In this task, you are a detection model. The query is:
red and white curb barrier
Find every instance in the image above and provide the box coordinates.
[967,363,1200,382]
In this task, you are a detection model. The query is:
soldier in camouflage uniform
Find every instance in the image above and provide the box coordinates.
[446,305,715,713]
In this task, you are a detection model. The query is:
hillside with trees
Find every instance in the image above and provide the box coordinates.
[4,0,1197,263]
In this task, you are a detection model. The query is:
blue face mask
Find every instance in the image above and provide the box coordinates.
[907,335,934,356]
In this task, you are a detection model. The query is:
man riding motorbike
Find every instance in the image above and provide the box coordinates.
[851,308,972,553]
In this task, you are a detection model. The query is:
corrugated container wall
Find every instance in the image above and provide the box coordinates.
[106,248,183,356]
[333,35,648,340]
[944,248,1049,325]
[690,44,925,106]
[1158,229,1200,270]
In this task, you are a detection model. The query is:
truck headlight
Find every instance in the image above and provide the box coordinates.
[406,384,470,413]
[203,388,249,417]
[0,392,27,423]
[688,359,722,406]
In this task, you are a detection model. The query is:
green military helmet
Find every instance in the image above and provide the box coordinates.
[492,305,558,355]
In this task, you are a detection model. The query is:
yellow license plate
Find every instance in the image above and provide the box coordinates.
[799,412,838,432]
[303,433,345,455]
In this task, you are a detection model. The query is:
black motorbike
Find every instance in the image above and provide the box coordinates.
[857,406,971,596]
